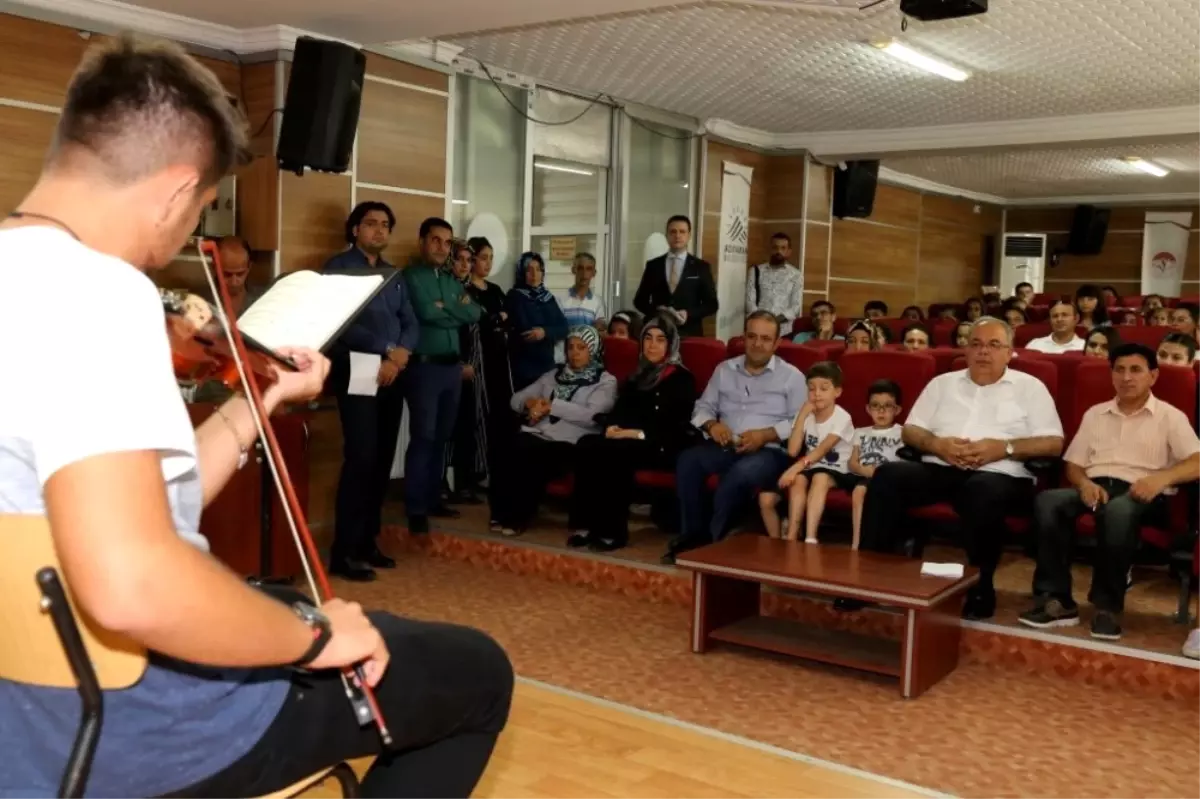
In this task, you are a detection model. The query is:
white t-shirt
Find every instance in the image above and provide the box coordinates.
[852,424,904,469]
[1026,334,1085,354]
[0,227,206,549]
[906,368,1064,480]
[800,405,855,473]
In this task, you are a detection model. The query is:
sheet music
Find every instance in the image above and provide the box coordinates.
[347,352,381,397]
[237,270,384,353]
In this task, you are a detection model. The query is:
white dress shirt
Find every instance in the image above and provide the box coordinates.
[905,368,1064,480]
[1025,334,1085,354]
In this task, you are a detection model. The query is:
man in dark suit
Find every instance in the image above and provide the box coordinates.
[633,215,718,337]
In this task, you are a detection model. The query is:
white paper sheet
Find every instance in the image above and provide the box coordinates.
[347,352,381,397]
[920,562,965,579]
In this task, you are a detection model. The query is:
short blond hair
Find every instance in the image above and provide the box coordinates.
[51,32,249,187]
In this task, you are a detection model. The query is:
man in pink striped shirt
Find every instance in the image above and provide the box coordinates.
[1020,343,1200,641]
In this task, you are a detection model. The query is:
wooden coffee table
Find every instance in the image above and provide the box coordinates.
[674,536,978,698]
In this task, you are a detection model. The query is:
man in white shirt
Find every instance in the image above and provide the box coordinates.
[744,232,802,328]
[554,252,606,363]
[856,317,1065,620]
[1026,300,1085,353]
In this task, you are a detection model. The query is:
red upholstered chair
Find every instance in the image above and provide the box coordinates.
[1109,325,1170,350]
[776,341,833,376]
[1036,352,1088,441]
[1033,292,1065,305]
[838,351,935,429]
[1012,322,1050,348]
[679,338,728,392]
[727,336,745,357]
[929,347,964,375]
[1024,305,1049,323]
[602,335,639,384]
[927,303,960,320]
[790,317,851,337]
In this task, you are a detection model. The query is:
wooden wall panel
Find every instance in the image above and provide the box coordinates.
[357,81,447,193]
[802,222,829,295]
[1041,231,1145,283]
[235,61,280,250]
[354,188,445,265]
[829,219,919,286]
[828,282,915,321]
[365,53,449,91]
[860,183,922,229]
[916,224,986,307]
[279,171,351,273]
[805,164,830,223]
[763,155,806,221]
[922,192,1001,235]
[0,106,56,214]
[305,405,342,538]
[0,15,92,107]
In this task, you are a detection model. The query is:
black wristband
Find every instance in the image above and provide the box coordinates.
[290,602,332,668]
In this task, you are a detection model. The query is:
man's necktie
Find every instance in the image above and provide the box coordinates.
[668,255,681,293]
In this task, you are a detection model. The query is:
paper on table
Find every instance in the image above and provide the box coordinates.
[920,562,965,579]
[347,352,381,397]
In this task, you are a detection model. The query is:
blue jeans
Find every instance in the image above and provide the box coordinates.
[676,442,792,544]
[404,362,463,517]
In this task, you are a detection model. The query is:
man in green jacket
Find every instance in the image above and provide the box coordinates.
[402,217,481,532]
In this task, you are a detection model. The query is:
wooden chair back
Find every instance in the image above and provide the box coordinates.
[0,515,147,690]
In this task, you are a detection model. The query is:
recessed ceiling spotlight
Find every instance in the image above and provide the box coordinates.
[1123,157,1169,177]
[873,40,969,82]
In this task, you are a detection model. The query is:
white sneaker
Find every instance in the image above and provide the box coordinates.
[1183,628,1200,660]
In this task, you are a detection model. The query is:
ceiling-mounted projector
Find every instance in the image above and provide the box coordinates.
[899,0,988,21]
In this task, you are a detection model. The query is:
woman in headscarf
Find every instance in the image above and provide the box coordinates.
[566,315,698,552]
[488,325,617,536]
[444,238,513,503]
[506,251,568,390]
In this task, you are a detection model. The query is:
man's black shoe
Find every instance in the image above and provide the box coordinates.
[330,559,376,582]
[430,505,461,519]
[962,589,996,621]
[408,515,431,535]
[364,548,396,569]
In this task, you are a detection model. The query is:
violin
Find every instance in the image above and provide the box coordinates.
[185,237,394,746]
[161,288,288,390]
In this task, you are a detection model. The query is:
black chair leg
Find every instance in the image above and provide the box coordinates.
[36,568,103,799]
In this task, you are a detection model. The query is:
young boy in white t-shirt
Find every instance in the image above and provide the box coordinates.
[848,379,904,549]
[760,361,855,543]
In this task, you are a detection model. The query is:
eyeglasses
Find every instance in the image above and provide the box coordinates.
[967,341,1010,352]
[868,403,896,412]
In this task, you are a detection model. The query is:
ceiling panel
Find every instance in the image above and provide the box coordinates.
[884,139,1200,199]
[451,0,1200,133]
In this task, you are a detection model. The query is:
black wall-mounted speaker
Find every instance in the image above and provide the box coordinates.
[832,160,880,219]
[276,37,366,175]
[1067,205,1110,256]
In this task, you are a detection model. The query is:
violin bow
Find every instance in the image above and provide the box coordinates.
[194,238,393,747]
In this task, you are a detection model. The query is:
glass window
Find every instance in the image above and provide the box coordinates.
[530,90,613,300]
[450,75,526,287]
[624,118,692,298]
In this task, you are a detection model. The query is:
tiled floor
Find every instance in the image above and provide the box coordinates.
[333,550,1199,799]
[382,497,1198,658]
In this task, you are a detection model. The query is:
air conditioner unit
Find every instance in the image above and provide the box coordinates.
[998,233,1048,295]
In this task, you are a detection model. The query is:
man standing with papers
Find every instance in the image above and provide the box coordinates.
[404,217,481,534]
[323,201,418,582]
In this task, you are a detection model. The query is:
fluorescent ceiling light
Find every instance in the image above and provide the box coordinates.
[534,162,595,176]
[1125,157,1169,177]
[451,199,469,205]
[875,41,969,82]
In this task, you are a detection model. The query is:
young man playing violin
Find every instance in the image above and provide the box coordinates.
[0,33,512,798]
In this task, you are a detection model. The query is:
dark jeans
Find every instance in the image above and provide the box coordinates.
[164,588,513,799]
[332,378,406,564]
[488,433,576,529]
[1032,478,1168,613]
[569,436,676,545]
[405,362,462,517]
[860,461,1034,594]
[676,442,792,545]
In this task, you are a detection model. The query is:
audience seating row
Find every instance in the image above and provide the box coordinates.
[546,334,1197,601]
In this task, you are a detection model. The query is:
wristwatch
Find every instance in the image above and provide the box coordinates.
[1004,440,1014,457]
[289,601,332,668]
